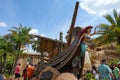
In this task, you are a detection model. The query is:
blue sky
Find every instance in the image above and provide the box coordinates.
[0,0,120,42]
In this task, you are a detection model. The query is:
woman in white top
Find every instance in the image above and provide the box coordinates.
[92,65,99,80]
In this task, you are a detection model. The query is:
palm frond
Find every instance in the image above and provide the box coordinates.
[116,14,120,27]
[103,14,115,25]
[113,9,118,20]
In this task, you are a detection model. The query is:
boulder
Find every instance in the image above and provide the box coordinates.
[56,73,78,80]
[38,66,60,80]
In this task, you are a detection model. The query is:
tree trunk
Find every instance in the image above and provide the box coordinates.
[12,44,21,73]
[117,36,120,46]
[3,53,7,73]
[0,55,2,73]
[0,55,2,64]
[12,53,20,74]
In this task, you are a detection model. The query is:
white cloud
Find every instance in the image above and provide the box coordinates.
[29,29,39,35]
[0,22,7,27]
[80,0,120,15]
[39,33,47,37]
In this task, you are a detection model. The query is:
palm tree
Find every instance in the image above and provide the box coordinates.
[0,36,14,72]
[94,9,120,46]
[31,36,41,52]
[8,24,33,71]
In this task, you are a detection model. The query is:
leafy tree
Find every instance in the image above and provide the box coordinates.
[0,36,14,72]
[94,9,120,46]
[8,24,33,71]
[31,36,41,52]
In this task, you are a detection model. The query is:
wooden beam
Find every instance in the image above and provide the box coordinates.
[67,1,79,46]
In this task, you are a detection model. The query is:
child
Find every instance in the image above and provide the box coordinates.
[92,65,99,80]
[22,65,28,80]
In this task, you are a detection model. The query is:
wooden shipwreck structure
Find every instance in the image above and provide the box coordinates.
[33,2,84,79]
[39,36,66,57]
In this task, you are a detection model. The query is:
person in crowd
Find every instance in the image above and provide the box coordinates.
[0,64,4,80]
[98,59,115,80]
[117,62,120,70]
[22,65,28,80]
[92,65,99,80]
[111,63,120,80]
[27,64,35,80]
[14,63,21,80]
[0,74,4,80]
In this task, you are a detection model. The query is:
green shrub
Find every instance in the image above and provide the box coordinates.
[6,56,14,71]
[108,58,119,66]
[85,72,96,80]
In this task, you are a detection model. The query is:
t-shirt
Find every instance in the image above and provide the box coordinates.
[93,70,99,80]
[98,64,112,80]
[113,67,119,79]
[27,65,34,78]
[15,65,20,74]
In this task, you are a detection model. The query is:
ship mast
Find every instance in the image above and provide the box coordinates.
[67,1,79,46]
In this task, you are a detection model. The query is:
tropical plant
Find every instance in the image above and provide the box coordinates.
[0,36,14,72]
[8,24,33,71]
[108,58,119,66]
[31,36,41,52]
[85,72,96,80]
[94,9,120,46]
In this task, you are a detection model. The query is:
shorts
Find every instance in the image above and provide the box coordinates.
[15,73,20,78]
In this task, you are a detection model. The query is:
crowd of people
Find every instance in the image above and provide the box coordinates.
[91,59,120,80]
[14,63,35,80]
[13,59,120,80]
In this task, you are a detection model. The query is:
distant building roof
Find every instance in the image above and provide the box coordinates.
[27,52,41,56]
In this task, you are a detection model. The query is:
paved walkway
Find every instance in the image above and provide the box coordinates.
[9,75,23,80]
